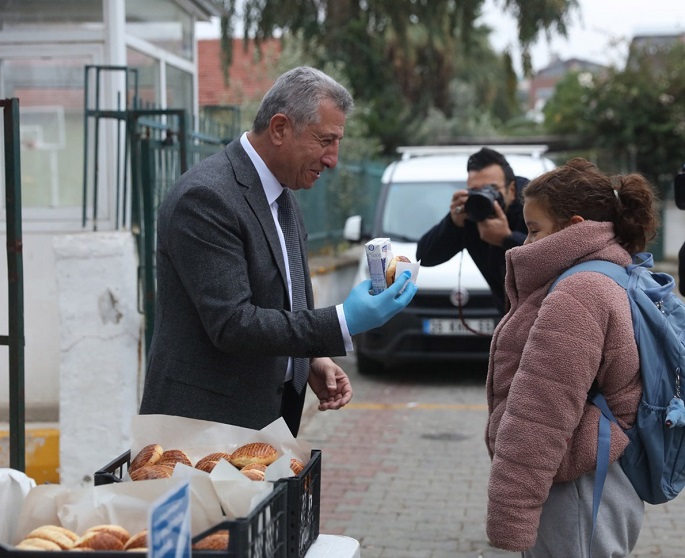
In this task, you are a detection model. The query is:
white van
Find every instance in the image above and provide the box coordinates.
[343,145,557,374]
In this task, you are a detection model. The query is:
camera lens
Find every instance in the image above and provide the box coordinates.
[465,184,504,221]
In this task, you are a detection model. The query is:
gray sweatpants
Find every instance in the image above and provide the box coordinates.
[524,462,644,558]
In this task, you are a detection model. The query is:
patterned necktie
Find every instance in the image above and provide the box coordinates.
[277,189,309,393]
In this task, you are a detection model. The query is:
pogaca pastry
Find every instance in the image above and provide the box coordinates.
[240,462,267,481]
[129,463,175,481]
[385,255,411,287]
[123,529,148,551]
[290,458,305,475]
[16,525,147,552]
[195,451,232,473]
[158,449,192,468]
[192,530,230,550]
[129,443,163,473]
[21,526,78,550]
[229,442,278,469]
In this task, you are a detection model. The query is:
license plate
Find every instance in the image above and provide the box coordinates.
[423,318,495,336]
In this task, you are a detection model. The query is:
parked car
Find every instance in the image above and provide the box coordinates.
[343,145,557,375]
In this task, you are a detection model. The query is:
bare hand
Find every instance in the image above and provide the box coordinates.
[476,201,511,247]
[308,357,353,411]
[449,190,469,227]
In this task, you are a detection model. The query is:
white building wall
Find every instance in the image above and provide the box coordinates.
[0,233,61,418]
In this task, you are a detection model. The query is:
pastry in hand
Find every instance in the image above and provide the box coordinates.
[385,255,411,287]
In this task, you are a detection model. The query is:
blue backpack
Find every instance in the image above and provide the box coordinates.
[550,253,685,521]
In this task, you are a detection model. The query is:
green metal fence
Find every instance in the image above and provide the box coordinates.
[2,97,26,472]
[294,159,385,255]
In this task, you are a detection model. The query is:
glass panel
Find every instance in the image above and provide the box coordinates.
[166,64,192,115]
[0,0,103,30]
[1,56,87,208]
[126,47,160,108]
[382,182,464,241]
[126,0,193,61]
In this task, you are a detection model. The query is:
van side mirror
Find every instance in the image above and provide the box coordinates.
[343,215,363,242]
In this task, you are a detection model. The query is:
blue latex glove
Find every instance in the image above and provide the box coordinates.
[343,270,418,336]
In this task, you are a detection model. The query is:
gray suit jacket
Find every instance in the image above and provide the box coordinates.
[139,140,346,430]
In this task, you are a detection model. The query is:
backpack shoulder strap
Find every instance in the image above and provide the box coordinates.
[548,259,634,554]
[549,260,629,293]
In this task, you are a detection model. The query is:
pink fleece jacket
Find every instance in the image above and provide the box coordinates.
[485,221,642,552]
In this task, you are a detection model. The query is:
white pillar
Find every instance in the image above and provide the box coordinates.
[54,232,142,485]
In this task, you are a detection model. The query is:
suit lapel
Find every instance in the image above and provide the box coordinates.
[225,142,289,292]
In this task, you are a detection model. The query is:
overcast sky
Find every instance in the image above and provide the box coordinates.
[197,0,685,74]
[481,0,685,73]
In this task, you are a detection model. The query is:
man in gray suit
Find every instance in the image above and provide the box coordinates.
[140,66,416,436]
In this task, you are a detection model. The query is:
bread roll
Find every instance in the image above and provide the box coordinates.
[72,531,124,551]
[240,462,267,472]
[229,442,278,468]
[240,468,266,481]
[84,525,131,546]
[192,530,230,550]
[16,537,63,551]
[25,525,78,549]
[129,463,175,481]
[195,459,219,473]
[129,443,163,473]
[385,255,411,287]
[240,462,267,481]
[195,452,232,473]
[158,449,192,468]
[124,529,147,551]
[290,458,305,475]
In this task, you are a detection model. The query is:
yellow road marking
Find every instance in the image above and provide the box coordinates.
[346,402,487,410]
[0,428,60,484]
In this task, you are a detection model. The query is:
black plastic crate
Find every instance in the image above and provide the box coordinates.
[1,482,287,558]
[94,449,130,485]
[94,448,320,558]
[276,450,321,558]
[190,481,287,558]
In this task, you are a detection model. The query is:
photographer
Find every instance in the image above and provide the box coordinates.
[416,147,527,315]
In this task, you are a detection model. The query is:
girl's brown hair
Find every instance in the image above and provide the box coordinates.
[522,157,660,254]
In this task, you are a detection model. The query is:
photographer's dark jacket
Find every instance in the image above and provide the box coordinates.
[416,194,527,315]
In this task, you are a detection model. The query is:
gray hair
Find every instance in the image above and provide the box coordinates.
[252,66,354,134]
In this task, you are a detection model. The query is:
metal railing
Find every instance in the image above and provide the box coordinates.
[2,97,26,473]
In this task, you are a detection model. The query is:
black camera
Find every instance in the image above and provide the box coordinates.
[675,164,685,210]
[464,184,505,221]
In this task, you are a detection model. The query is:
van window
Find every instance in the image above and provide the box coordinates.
[381,181,464,241]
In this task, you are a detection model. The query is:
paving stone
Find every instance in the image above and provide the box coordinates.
[300,356,685,556]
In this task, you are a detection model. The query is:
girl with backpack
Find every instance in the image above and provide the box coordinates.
[485,157,659,557]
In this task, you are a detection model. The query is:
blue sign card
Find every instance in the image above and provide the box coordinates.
[148,479,192,558]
